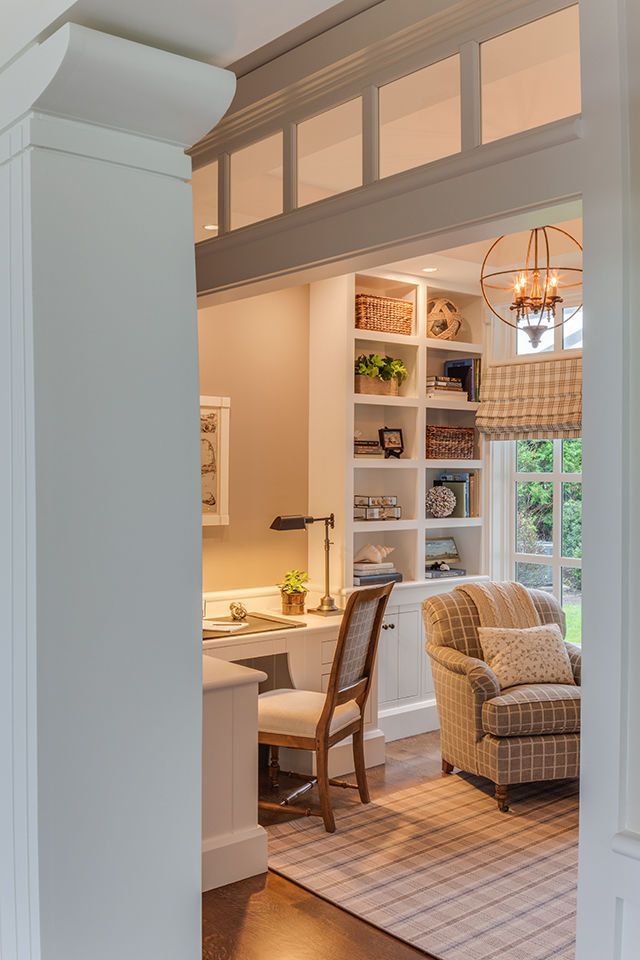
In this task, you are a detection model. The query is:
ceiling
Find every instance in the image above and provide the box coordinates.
[1,0,359,72]
[384,218,583,295]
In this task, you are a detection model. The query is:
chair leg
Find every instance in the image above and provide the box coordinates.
[495,784,509,812]
[442,759,454,776]
[352,726,370,804]
[316,742,336,833]
[268,746,280,790]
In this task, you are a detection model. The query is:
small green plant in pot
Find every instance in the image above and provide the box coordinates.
[277,569,309,616]
[355,353,409,396]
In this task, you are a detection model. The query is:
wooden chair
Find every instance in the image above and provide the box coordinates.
[258,582,393,832]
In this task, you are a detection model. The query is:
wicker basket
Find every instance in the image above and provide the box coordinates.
[426,425,475,460]
[355,294,413,336]
[355,375,399,397]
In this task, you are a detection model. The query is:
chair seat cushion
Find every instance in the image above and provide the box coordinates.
[482,683,581,737]
[258,689,360,739]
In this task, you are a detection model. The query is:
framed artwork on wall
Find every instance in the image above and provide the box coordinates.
[200,395,230,526]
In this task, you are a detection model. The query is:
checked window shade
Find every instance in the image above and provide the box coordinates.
[477,355,582,440]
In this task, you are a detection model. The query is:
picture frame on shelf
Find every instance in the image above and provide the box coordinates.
[200,395,230,527]
[425,537,460,564]
[378,427,404,458]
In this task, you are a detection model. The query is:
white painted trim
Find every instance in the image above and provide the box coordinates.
[378,698,440,742]
[611,832,640,863]
[201,826,268,891]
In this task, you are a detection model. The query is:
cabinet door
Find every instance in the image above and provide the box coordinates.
[378,613,399,706]
[397,609,421,701]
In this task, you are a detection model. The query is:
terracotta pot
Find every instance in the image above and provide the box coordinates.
[281,590,307,616]
[354,374,399,396]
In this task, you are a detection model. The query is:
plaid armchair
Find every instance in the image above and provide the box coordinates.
[423,587,581,811]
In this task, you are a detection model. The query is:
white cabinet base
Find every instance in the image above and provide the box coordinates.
[202,826,267,891]
[379,698,439,742]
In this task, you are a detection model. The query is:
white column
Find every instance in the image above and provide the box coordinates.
[0,23,234,960]
[577,1,640,957]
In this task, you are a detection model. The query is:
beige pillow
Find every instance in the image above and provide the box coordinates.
[477,623,575,689]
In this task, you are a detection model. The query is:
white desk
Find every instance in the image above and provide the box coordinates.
[201,657,267,891]
[202,611,385,776]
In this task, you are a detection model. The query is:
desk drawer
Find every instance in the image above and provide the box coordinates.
[322,639,338,665]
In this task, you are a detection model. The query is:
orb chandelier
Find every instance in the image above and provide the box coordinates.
[480,225,582,349]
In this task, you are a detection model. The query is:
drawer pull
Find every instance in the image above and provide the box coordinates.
[382,622,396,631]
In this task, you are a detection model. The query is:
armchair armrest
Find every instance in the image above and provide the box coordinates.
[427,645,500,700]
[564,641,582,685]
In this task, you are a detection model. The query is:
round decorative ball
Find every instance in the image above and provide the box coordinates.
[426,486,457,518]
[427,297,463,340]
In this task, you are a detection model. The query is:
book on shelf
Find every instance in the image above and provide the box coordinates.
[443,358,482,401]
[424,567,467,579]
[353,561,395,574]
[426,391,471,403]
[431,470,480,518]
[353,571,403,586]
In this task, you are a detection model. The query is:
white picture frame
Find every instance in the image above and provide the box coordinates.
[200,395,230,526]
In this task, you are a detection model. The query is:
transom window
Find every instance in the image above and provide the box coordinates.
[512,438,582,644]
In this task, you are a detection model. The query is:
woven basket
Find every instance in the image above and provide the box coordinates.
[426,425,475,460]
[355,294,413,336]
[355,375,399,396]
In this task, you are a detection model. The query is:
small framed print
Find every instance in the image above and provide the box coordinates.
[378,427,404,459]
[425,536,460,564]
[200,396,230,526]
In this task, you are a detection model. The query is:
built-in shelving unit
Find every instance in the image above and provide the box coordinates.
[307,269,489,596]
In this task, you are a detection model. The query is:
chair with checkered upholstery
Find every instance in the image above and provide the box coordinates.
[423,586,581,812]
[259,582,393,832]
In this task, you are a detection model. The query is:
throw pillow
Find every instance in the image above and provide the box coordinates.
[477,623,575,689]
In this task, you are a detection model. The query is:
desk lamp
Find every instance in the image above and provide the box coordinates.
[270,513,342,616]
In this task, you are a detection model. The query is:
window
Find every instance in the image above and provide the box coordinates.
[481,6,581,144]
[512,438,582,644]
[297,99,362,207]
[192,160,218,242]
[379,55,461,179]
[230,132,283,229]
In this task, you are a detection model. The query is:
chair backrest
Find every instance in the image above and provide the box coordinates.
[422,586,565,659]
[324,582,393,711]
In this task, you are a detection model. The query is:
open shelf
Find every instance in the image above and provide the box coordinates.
[427,339,483,354]
[425,398,480,411]
[352,457,419,468]
[426,458,483,470]
[354,394,420,407]
[353,519,417,532]
[355,328,421,346]
[425,517,483,529]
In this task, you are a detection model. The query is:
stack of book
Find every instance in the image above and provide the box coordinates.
[442,358,482,401]
[426,375,466,400]
[354,438,384,458]
[432,471,479,517]
[353,561,403,587]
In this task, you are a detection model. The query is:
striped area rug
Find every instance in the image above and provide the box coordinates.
[268,775,578,960]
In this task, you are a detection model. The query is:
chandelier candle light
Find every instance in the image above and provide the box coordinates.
[480,225,583,349]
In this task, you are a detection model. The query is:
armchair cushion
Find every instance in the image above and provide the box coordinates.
[482,683,581,737]
[477,623,575,689]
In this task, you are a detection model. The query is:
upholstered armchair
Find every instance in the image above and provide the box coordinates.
[423,587,581,811]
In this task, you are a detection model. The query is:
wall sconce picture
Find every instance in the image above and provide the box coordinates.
[378,427,404,458]
[201,395,230,526]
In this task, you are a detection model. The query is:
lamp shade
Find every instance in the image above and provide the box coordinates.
[270,515,313,531]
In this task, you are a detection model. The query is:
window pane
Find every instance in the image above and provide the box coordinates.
[563,306,583,349]
[379,55,461,179]
[192,160,218,242]
[481,6,581,144]
[516,561,553,593]
[562,567,582,645]
[562,438,582,473]
[562,482,582,558]
[230,132,283,229]
[516,481,553,555]
[517,325,554,355]
[516,439,553,473]
[297,99,362,207]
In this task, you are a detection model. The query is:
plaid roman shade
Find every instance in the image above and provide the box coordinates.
[477,355,582,440]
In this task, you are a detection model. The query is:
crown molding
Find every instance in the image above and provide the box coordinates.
[0,23,236,146]
[190,0,572,165]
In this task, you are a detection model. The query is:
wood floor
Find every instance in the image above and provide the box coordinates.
[202,731,443,960]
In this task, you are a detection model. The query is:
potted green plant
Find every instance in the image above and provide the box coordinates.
[277,569,310,615]
[355,353,409,396]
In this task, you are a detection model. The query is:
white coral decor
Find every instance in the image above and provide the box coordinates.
[426,486,457,518]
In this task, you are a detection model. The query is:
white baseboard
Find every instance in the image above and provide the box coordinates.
[378,699,440,742]
[280,727,386,778]
[202,825,267,892]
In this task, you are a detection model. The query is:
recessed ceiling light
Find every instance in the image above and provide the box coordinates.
[422,266,438,273]
[203,224,218,231]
